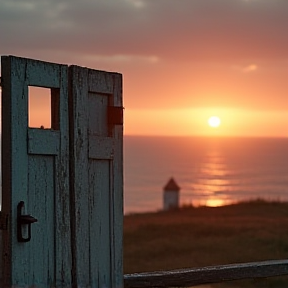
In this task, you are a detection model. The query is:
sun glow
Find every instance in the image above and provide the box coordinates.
[125,108,288,137]
[208,116,221,128]
[205,198,227,207]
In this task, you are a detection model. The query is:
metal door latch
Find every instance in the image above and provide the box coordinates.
[17,201,38,242]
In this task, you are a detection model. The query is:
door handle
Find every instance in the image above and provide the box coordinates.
[17,201,38,242]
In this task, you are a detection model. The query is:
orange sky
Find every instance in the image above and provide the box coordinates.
[1,0,287,137]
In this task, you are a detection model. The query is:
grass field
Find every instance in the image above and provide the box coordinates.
[124,200,288,287]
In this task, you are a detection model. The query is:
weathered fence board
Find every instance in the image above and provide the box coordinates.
[1,56,71,287]
[124,260,288,288]
[69,65,123,288]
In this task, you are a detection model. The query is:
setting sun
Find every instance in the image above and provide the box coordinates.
[208,116,221,128]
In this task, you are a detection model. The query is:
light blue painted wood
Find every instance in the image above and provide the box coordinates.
[69,66,90,287]
[89,135,115,160]
[1,56,71,287]
[89,160,111,287]
[70,66,123,288]
[27,155,55,285]
[1,56,123,287]
[28,128,60,155]
[110,74,124,288]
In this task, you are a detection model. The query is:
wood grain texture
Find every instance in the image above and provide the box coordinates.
[28,128,60,155]
[1,56,71,287]
[69,65,123,288]
[124,260,288,288]
[1,56,123,287]
[111,72,124,288]
[69,65,90,286]
[89,135,115,160]
[53,62,71,288]
[27,155,55,285]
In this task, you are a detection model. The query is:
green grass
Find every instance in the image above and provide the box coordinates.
[124,200,288,287]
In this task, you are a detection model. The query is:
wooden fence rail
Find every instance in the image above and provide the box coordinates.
[124,259,288,288]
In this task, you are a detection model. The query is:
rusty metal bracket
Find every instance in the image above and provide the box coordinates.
[0,212,8,230]
[107,106,124,126]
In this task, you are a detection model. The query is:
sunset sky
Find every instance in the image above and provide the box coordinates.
[0,0,287,137]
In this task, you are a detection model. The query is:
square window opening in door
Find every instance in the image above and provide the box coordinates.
[28,86,60,130]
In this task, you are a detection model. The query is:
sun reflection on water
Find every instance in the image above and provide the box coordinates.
[192,150,233,207]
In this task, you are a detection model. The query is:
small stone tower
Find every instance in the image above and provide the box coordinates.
[163,177,180,210]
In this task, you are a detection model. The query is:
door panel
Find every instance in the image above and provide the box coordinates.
[89,159,111,287]
[27,155,55,285]
[1,56,71,287]
[1,56,123,287]
[69,65,123,288]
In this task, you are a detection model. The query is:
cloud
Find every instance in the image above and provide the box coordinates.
[0,0,287,114]
[80,54,159,64]
[232,64,259,72]
[243,64,258,72]
[124,0,145,8]
[0,0,287,63]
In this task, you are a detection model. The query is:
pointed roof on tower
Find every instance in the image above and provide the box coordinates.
[163,177,181,191]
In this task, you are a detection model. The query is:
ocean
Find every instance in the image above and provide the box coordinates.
[124,136,288,214]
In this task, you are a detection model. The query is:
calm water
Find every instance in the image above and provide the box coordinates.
[124,136,288,214]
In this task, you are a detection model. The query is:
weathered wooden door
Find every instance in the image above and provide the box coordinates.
[69,66,123,288]
[1,56,71,287]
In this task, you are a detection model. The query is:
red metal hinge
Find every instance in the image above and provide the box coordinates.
[107,106,124,126]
